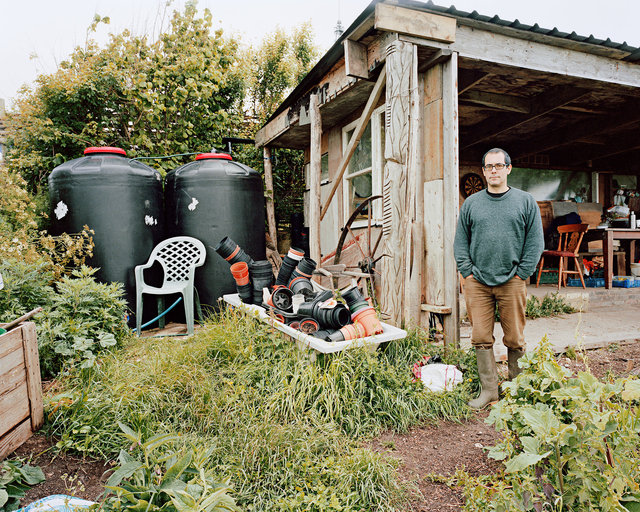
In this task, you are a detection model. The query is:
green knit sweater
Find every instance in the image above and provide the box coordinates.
[454,188,544,287]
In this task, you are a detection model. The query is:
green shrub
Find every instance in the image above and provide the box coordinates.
[447,337,640,511]
[38,266,129,376]
[525,293,574,319]
[0,258,54,321]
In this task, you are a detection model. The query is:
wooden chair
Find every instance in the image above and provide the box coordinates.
[536,223,589,289]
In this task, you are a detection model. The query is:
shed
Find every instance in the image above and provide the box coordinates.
[255,0,640,343]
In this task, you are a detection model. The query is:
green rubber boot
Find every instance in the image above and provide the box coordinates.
[508,348,525,380]
[469,348,499,410]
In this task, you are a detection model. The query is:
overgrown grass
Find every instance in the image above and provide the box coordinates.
[46,308,474,511]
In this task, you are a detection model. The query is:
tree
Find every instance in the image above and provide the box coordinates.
[237,23,319,230]
[6,2,245,191]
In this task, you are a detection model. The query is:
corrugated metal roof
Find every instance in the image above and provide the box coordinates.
[261,0,640,129]
[417,0,640,61]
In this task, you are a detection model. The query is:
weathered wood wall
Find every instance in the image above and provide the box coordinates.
[0,323,43,460]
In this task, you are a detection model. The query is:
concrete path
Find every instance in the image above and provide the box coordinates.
[460,283,640,360]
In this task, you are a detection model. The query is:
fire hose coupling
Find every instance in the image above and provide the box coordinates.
[275,246,305,286]
[297,290,351,330]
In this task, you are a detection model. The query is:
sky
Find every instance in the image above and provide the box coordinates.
[2,0,640,109]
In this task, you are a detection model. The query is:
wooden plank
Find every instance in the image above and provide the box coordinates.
[423,63,443,181]
[424,180,445,307]
[400,25,640,89]
[418,49,452,73]
[404,45,423,325]
[320,65,387,220]
[0,328,23,360]
[463,85,590,149]
[255,108,290,147]
[0,419,32,462]
[510,103,640,159]
[0,349,24,382]
[0,381,30,438]
[375,4,456,44]
[421,303,452,314]
[0,365,25,399]
[380,40,414,325]
[309,92,322,263]
[441,52,460,346]
[458,69,491,94]
[263,147,278,250]
[21,323,43,430]
[460,90,531,113]
[344,39,369,79]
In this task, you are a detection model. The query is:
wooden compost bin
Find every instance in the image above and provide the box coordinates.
[0,322,43,460]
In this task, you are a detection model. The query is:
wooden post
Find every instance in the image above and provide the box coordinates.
[403,45,423,326]
[441,52,460,345]
[309,92,322,263]
[263,146,278,251]
[380,40,415,325]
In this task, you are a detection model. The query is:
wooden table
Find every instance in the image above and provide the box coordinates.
[584,228,640,288]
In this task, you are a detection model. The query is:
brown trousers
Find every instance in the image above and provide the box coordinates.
[464,276,527,350]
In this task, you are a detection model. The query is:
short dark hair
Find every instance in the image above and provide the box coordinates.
[482,148,511,166]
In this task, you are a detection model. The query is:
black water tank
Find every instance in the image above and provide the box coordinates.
[48,147,164,320]
[165,152,266,307]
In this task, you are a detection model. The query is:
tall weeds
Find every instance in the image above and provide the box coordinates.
[46,308,472,510]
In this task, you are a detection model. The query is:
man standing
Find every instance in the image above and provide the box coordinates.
[454,148,544,409]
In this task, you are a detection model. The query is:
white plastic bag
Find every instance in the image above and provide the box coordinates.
[420,363,463,392]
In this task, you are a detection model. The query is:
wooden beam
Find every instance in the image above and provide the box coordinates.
[460,90,531,114]
[380,41,414,325]
[458,69,491,94]
[421,304,452,314]
[463,85,590,149]
[263,147,278,251]
[344,39,369,79]
[510,103,640,159]
[255,108,290,147]
[418,49,452,73]
[320,65,387,220]
[404,45,423,326]
[564,128,640,165]
[309,92,322,263]
[375,4,456,43]
[20,323,43,430]
[400,25,640,89]
[442,52,460,346]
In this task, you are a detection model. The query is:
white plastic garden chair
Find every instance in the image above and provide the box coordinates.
[135,236,206,336]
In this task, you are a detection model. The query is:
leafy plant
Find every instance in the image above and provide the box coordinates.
[525,293,575,319]
[96,423,237,512]
[0,258,54,322]
[0,460,45,512]
[495,293,575,322]
[448,337,640,511]
[38,266,129,376]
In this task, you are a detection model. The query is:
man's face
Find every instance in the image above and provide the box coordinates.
[482,152,511,191]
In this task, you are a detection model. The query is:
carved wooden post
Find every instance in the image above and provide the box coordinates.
[263,146,278,250]
[380,40,415,325]
[309,92,322,263]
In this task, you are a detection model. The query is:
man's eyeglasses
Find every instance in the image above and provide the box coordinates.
[483,163,507,171]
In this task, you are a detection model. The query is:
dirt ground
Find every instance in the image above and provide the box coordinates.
[10,341,640,511]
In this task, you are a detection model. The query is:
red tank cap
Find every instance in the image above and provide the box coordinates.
[195,153,232,161]
[84,147,127,156]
